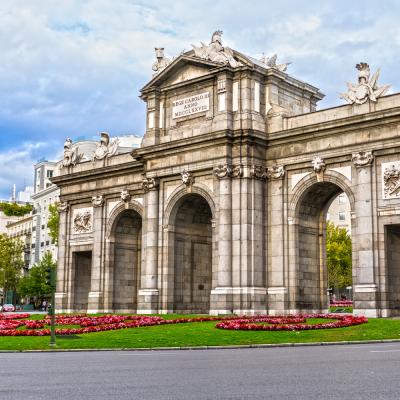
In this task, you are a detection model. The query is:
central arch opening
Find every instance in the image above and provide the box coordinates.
[295,181,352,311]
[172,194,213,314]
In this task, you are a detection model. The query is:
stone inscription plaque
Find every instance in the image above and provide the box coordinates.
[172,92,210,119]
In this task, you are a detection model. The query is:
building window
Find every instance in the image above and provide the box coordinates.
[338,194,346,204]
[46,240,49,246]
[41,224,45,229]
[31,244,35,249]
[47,170,53,178]
[339,211,346,221]
[40,242,44,247]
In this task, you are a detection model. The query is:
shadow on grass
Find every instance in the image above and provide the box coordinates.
[55,335,81,340]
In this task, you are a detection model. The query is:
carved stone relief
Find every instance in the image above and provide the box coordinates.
[260,53,291,72]
[382,161,400,199]
[92,132,119,161]
[213,164,242,179]
[152,47,172,75]
[72,208,93,234]
[57,201,69,213]
[181,170,195,187]
[61,138,83,169]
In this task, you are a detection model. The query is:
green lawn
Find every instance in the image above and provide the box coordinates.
[1,314,400,351]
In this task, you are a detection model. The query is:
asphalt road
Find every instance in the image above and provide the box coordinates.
[1,343,400,399]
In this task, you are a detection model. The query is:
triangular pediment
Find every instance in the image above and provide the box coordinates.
[141,55,222,93]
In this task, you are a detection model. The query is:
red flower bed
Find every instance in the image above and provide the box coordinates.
[215,314,367,331]
[0,313,367,336]
[330,301,353,307]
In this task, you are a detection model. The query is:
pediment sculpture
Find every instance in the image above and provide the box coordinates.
[61,138,83,169]
[191,30,242,68]
[340,62,390,105]
[92,132,119,161]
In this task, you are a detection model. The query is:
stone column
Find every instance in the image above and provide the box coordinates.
[87,195,105,313]
[210,164,233,314]
[351,151,378,317]
[137,177,160,313]
[55,201,69,312]
[266,165,289,315]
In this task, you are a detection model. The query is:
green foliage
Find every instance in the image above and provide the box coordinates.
[326,221,352,288]
[0,234,24,297]
[0,202,32,217]
[47,203,59,245]
[18,252,56,304]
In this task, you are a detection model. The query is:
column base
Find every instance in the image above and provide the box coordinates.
[87,291,104,313]
[267,287,289,315]
[137,289,159,314]
[55,292,68,313]
[353,284,378,316]
[210,287,267,315]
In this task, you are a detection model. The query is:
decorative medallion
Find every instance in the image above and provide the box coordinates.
[213,164,232,179]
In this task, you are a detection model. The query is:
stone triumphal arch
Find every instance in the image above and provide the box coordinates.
[54,32,400,317]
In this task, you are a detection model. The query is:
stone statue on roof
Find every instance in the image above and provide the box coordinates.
[152,47,172,75]
[340,62,390,105]
[191,30,242,68]
[260,53,291,72]
[92,132,119,161]
[61,138,83,169]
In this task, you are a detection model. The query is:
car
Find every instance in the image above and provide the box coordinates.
[1,304,16,312]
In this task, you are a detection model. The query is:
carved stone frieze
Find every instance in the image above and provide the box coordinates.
[57,201,69,213]
[120,189,131,203]
[383,162,400,199]
[311,156,326,174]
[230,165,243,178]
[267,165,285,180]
[92,195,105,207]
[72,208,92,234]
[352,151,374,167]
[250,165,268,180]
[142,177,159,192]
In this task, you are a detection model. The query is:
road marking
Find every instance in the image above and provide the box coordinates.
[370,349,400,353]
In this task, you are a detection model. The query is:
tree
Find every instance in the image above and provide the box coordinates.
[326,221,352,289]
[18,252,56,308]
[0,202,32,216]
[0,234,24,303]
[47,203,59,245]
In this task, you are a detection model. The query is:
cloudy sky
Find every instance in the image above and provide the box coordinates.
[1,0,400,199]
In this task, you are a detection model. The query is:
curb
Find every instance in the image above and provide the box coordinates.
[2,338,400,353]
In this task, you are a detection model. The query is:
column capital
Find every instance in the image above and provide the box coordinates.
[142,176,159,192]
[91,195,105,207]
[57,201,69,213]
[352,151,374,168]
[213,164,243,179]
[267,165,285,180]
[250,165,267,180]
